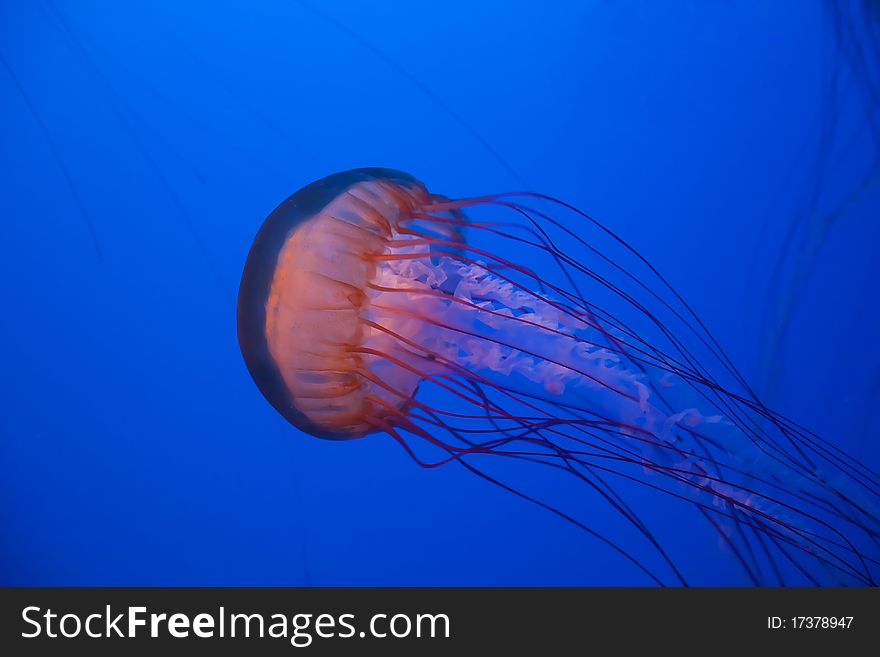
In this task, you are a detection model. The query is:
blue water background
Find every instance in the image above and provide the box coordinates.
[1,0,878,585]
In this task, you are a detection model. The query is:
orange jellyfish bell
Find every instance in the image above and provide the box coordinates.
[237,168,465,439]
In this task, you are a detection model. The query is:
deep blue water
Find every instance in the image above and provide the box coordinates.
[1,0,878,585]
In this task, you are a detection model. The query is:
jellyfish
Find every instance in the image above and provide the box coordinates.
[237,168,880,586]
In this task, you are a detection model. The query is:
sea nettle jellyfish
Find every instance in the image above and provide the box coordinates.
[237,168,879,586]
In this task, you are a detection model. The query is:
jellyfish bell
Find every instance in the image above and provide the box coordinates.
[237,168,880,586]
[237,168,466,439]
